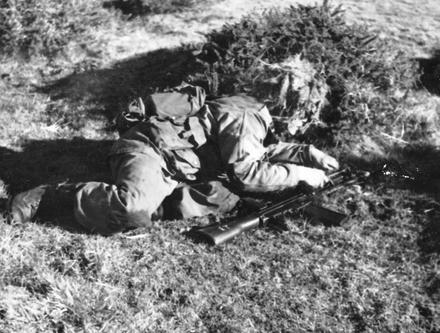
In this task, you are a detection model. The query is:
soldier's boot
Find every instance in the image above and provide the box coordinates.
[8,183,80,224]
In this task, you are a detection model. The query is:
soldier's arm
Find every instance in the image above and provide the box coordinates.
[230,158,329,192]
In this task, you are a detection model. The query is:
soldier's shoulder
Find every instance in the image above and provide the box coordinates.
[207,94,264,112]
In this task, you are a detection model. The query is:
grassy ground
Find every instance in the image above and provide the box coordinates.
[1,0,440,332]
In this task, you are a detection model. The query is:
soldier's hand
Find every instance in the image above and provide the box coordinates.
[309,145,339,172]
[297,167,330,189]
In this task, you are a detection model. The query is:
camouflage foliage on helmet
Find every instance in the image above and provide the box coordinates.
[258,55,329,136]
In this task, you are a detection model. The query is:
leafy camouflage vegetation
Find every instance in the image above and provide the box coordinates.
[0,0,439,332]
[197,2,412,93]
[190,2,420,145]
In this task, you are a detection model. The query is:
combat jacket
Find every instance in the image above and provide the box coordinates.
[201,95,313,191]
[110,92,313,192]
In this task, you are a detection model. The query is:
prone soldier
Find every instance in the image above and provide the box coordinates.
[9,84,339,234]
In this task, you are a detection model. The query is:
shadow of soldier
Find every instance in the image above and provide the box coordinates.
[38,47,202,122]
[0,138,113,195]
[0,138,114,232]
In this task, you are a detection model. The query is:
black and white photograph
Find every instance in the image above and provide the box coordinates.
[0,0,439,331]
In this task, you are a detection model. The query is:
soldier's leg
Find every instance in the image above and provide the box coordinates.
[9,182,82,230]
[161,181,240,219]
[74,148,178,234]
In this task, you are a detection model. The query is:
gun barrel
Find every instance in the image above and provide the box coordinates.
[259,168,351,217]
[188,168,358,245]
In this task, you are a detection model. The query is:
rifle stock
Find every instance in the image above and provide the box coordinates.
[191,213,261,245]
[188,168,363,245]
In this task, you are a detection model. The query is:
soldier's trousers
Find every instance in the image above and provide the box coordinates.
[73,145,239,235]
[72,141,312,235]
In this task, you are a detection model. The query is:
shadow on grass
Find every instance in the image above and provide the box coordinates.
[345,143,440,194]
[39,47,201,121]
[416,49,440,96]
[102,0,197,17]
[0,138,113,195]
[103,0,149,17]
[0,138,114,233]
[417,203,440,300]
[345,142,440,299]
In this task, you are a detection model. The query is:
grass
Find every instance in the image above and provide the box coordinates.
[1,1,440,332]
[1,185,439,332]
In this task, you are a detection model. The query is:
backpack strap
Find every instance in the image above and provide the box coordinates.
[144,83,206,123]
[115,84,206,135]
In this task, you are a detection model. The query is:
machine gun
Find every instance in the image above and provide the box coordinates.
[188,168,367,245]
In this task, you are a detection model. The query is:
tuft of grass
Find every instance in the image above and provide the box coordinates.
[1,184,439,332]
[0,0,112,59]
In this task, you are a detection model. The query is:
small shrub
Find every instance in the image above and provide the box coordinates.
[0,0,110,58]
